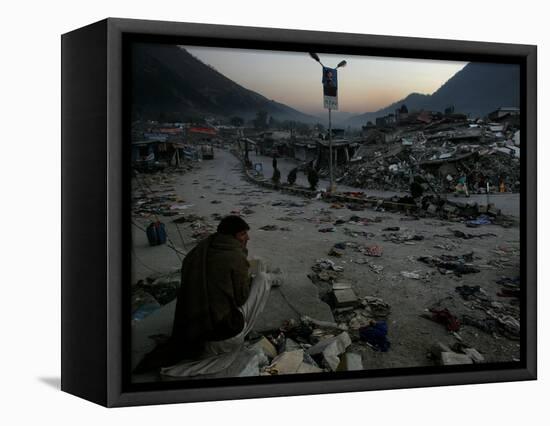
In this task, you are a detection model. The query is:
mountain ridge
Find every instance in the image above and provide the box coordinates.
[132,44,317,123]
[343,62,520,127]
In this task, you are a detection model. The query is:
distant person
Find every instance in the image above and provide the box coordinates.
[272,166,281,186]
[499,178,506,193]
[307,165,319,191]
[455,176,470,197]
[287,167,298,185]
[135,216,274,376]
[272,155,278,170]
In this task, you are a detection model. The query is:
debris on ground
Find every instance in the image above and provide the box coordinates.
[442,229,497,239]
[336,352,364,371]
[364,245,383,257]
[259,225,279,231]
[307,332,352,371]
[383,232,424,244]
[400,271,421,280]
[428,341,486,365]
[417,252,481,276]
[359,321,391,352]
[422,307,461,332]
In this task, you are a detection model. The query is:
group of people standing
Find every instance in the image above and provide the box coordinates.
[271,155,319,191]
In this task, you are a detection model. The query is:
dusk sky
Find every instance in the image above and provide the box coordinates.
[185,45,467,116]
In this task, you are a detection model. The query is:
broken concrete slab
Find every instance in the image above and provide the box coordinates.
[463,348,485,363]
[337,352,364,371]
[440,351,474,366]
[284,338,302,352]
[307,332,352,371]
[429,342,453,359]
[332,281,353,291]
[333,288,359,308]
[296,362,324,374]
[249,336,278,359]
[265,350,304,375]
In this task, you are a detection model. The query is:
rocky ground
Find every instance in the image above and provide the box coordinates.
[130,147,520,382]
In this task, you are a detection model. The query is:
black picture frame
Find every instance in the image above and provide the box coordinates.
[61,17,537,407]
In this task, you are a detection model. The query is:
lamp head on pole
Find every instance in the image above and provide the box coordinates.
[309,52,321,62]
[336,60,347,69]
[309,52,325,67]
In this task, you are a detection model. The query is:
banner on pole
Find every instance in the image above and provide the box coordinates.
[322,67,338,110]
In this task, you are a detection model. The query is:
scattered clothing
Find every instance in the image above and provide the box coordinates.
[359,321,390,352]
[427,308,461,332]
[365,245,383,257]
[455,285,482,300]
[466,215,492,227]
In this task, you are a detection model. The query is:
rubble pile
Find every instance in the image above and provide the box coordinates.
[243,303,398,375]
[334,120,520,195]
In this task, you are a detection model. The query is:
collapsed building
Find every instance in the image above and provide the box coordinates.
[335,109,521,195]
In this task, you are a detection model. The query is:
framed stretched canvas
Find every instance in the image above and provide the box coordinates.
[61,18,536,407]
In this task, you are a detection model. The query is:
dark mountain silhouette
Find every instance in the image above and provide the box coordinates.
[132,43,316,123]
[344,62,520,127]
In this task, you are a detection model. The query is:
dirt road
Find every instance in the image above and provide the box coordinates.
[132,147,521,375]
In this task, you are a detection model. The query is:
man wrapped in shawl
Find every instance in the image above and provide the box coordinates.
[135,216,272,376]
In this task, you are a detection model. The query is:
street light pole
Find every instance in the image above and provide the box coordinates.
[328,107,334,192]
[309,53,346,194]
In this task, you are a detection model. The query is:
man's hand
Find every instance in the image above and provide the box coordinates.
[248,258,265,276]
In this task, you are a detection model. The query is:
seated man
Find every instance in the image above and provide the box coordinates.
[135,215,273,377]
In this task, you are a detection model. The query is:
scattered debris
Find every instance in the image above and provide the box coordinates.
[332,287,360,308]
[429,341,485,365]
[359,321,390,352]
[364,245,383,257]
[466,215,492,227]
[307,332,352,371]
[260,225,279,231]
[423,308,461,332]
[361,297,391,318]
[448,229,497,239]
[418,253,480,276]
[401,271,421,280]
[440,351,474,366]
[263,350,306,375]
[383,232,424,244]
[172,214,205,223]
[337,352,363,371]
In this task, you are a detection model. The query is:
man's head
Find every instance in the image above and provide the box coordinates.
[217,215,250,248]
